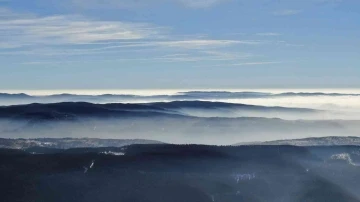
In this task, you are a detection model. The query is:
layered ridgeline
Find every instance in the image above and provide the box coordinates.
[1,91,360,105]
[2,136,360,150]
[0,101,359,144]
[236,136,360,146]
[0,138,164,149]
[1,91,360,102]
[0,100,318,119]
[1,90,359,119]
[1,144,360,202]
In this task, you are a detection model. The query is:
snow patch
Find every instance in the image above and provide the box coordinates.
[232,173,256,183]
[331,153,360,166]
[100,151,125,156]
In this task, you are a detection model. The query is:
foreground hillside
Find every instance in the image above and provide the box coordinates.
[1,144,360,202]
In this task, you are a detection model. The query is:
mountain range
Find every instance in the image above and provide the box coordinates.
[1,91,359,106]
[2,136,360,150]
[236,136,360,146]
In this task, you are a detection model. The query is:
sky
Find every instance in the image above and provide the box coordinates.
[0,0,359,90]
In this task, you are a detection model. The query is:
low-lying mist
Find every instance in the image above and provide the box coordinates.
[174,107,360,120]
[1,116,360,145]
[1,91,360,145]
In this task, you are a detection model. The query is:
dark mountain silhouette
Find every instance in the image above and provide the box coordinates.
[0,101,317,120]
[0,102,180,120]
[148,100,316,112]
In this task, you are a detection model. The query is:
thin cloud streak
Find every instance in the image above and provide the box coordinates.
[273,9,302,16]
[256,33,282,36]
[192,61,286,68]
[179,0,230,8]
[231,61,284,66]
[70,0,231,9]
[0,39,261,56]
[82,40,263,52]
[21,51,254,65]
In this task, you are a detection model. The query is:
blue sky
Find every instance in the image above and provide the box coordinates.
[0,0,359,89]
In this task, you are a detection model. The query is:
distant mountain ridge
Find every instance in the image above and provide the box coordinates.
[0,91,359,105]
[0,101,317,120]
[147,100,315,112]
[0,138,164,149]
[236,136,360,146]
[0,102,359,144]
[3,136,360,150]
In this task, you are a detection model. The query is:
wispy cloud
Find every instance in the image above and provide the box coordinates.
[273,9,302,16]
[0,7,287,68]
[21,51,253,65]
[0,8,264,55]
[155,51,252,62]
[315,0,343,5]
[70,0,230,9]
[256,33,282,36]
[179,0,230,8]
[0,14,163,47]
[68,39,264,53]
[154,40,261,49]
[231,61,283,66]
[0,39,260,56]
[192,61,285,68]
[95,40,248,50]
[0,42,24,49]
